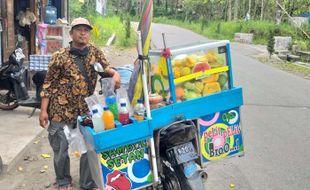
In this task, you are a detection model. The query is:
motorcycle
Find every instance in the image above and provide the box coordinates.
[154,120,208,190]
[0,46,46,116]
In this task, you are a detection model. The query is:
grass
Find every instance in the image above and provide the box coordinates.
[153,17,310,50]
[86,15,136,48]
[257,56,310,79]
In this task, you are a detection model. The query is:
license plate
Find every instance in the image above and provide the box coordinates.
[167,142,198,165]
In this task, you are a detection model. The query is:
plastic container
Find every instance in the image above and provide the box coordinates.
[102,107,115,130]
[91,109,105,132]
[44,0,57,25]
[105,95,119,120]
[119,103,130,125]
[133,99,145,121]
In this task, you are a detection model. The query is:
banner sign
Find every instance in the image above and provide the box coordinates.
[199,107,244,164]
[100,141,153,190]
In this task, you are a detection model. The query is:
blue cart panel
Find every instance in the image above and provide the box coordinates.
[99,140,153,190]
[198,107,244,165]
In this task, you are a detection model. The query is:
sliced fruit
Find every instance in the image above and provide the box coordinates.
[203,82,221,96]
[202,73,219,83]
[192,62,211,73]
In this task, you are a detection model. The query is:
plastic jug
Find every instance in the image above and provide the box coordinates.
[44,0,57,24]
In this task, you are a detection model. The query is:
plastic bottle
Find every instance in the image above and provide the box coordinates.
[44,0,57,24]
[91,109,105,132]
[105,95,119,120]
[119,103,130,125]
[133,99,146,121]
[102,107,115,130]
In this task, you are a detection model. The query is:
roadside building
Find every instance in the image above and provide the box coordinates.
[0,0,69,66]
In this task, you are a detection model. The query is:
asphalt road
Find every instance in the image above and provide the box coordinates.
[151,23,310,190]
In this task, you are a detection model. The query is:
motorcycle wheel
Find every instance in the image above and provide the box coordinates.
[162,165,181,190]
[0,88,19,110]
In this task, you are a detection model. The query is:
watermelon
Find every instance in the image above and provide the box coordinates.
[192,62,211,73]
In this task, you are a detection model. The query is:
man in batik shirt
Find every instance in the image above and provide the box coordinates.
[39,17,120,190]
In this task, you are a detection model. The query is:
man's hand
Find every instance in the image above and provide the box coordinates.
[112,71,121,89]
[39,110,49,128]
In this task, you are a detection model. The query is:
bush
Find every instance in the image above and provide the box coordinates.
[153,17,309,46]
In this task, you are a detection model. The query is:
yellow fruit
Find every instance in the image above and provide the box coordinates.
[186,54,198,68]
[173,59,183,67]
[202,73,219,83]
[181,67,191,76]
[194,81,204,93]
[206,51,217,63]
[203,82,221,96]
[198,55,208,62]
[173,67,181,78]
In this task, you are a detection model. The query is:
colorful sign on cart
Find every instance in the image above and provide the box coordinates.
[100,141,153,190]
[199,107,244,164]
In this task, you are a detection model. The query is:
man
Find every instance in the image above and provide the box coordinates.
[39,17,120,190]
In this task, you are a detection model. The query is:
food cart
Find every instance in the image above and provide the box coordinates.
[79,39,244,189]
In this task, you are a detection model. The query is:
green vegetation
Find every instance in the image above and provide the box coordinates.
[153,17,310,50]
[267,30,275,57]
[69,1,136,48]
[258,56,310,79]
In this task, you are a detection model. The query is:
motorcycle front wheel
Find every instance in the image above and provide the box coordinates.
[0,88,19,110]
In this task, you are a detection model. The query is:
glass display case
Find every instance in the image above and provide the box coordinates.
[149,40,233,106]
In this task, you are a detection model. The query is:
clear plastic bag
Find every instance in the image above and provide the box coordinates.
[63,123,87,158]
[116,87,133,116]
[101,78,115,97]
[84,94,103,114]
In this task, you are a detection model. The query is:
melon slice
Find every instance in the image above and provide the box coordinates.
[192,62,211,73]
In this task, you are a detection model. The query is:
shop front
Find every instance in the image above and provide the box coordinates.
[0,0,69,64]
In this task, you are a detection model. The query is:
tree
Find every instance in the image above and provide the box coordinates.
[275,0,283,25]
[260,0,264,20]
[267,30,275,58]
[234,0,239,20]
[228,0,232,21]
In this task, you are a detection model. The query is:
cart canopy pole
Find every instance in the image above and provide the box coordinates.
[137,31,159,183]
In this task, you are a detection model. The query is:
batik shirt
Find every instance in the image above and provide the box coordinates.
[40,44,109,123]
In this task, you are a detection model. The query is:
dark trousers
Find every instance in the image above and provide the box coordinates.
[48,122,97,189]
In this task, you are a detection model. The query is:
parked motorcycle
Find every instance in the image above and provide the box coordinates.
[0,46,46,116]
[154,120,208,190]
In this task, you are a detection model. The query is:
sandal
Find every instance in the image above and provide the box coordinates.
[58,183,73,190]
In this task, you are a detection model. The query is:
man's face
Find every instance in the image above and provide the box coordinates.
[70,25,91,46]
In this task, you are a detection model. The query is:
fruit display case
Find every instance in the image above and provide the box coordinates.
[148,40,242,126]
